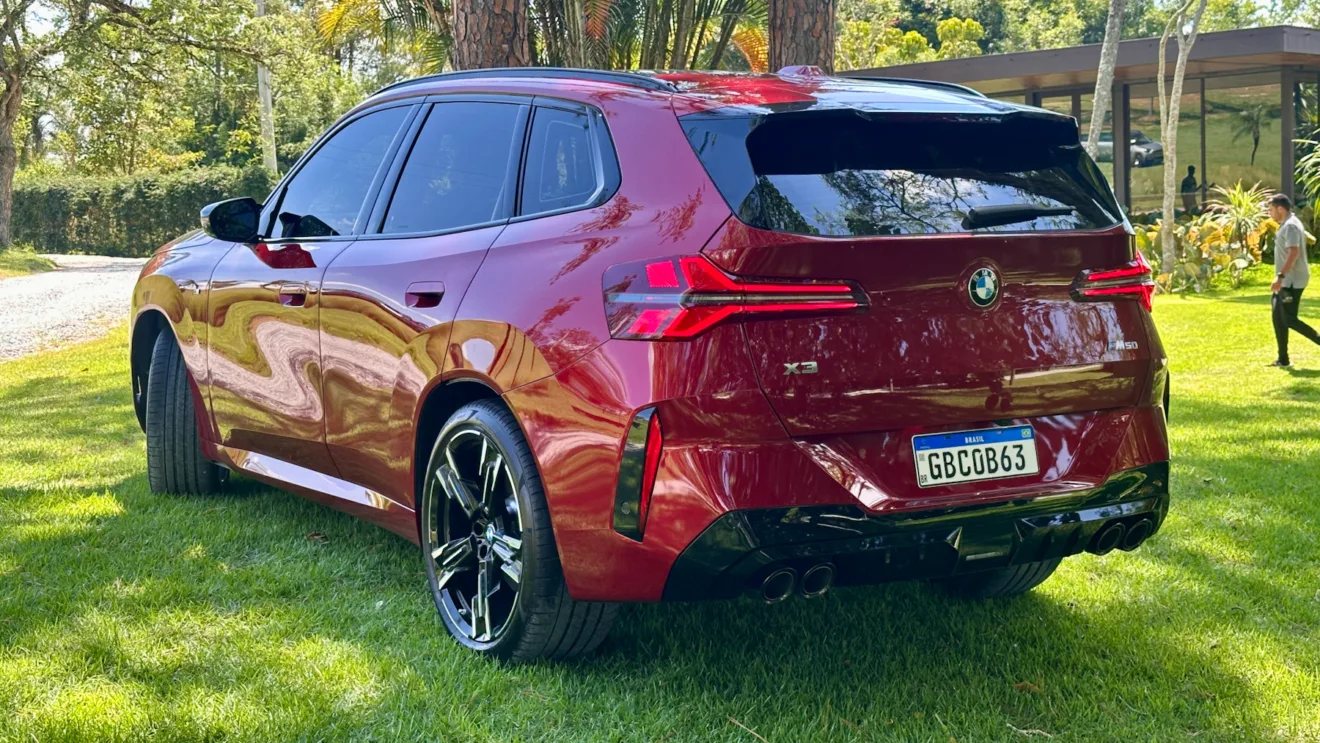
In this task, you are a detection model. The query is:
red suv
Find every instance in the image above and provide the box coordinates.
[131,67,1169,662]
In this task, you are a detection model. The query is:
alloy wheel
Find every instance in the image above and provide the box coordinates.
[426,428,524,643]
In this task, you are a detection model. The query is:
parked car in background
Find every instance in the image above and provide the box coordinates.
[130,67,1170,662]
[1086,129,1165,167]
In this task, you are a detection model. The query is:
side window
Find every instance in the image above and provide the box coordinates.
[520,107,601,215]
[274,106,409,239]
[382,102,523,234]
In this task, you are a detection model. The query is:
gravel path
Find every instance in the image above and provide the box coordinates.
[0,254,148,361]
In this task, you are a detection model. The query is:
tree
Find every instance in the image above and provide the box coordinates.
[1157,0,1208,273]
[768,0,836,72]
[0,0,171,246]
[1085,0,1126,161]
[835,16,982,70]
[933,17,983,59]
[1231,103,1269,166]
[451,0,529,69]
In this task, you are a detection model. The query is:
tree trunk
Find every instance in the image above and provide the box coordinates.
[0,77,22,248]
[768,0,836,73]
[644,0,674,69]
[1086,0,1127,161]
[562,0,587,67]
[255,0,278,173]
[452,0,531,70]
[671,0,695,68]
[1158,0,1208,273]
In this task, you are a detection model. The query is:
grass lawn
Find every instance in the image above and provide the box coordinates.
[0,247,55,279]
[2,271,1319,742]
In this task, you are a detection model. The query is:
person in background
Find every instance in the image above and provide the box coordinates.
[1180,166,1199,214]
[1268,194,1319,367]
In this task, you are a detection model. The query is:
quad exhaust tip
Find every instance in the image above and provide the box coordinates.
[760,567,797,603]
[1121,518,1154,551]
[800,563,835,599]
[1090,522,1127,556]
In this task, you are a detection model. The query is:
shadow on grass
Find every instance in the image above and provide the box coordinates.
[0,349,1312,741]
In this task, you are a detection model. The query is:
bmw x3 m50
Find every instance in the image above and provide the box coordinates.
[131,67,1170,662]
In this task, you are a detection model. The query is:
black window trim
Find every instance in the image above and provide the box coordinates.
[359,93,532,241]
[509,97,621,225]
[259,99,422,244]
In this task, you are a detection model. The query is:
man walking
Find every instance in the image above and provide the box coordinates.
[1269,194,1320,367]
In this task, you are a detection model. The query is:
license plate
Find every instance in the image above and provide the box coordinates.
[913,425,1039,487]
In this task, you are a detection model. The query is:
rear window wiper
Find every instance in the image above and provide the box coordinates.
[962,204,1075,230]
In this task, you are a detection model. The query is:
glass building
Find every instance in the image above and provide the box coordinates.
[847,25,1320,218]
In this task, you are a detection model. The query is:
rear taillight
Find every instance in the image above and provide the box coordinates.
[603,255,866,340]
[1074,250,1154,312]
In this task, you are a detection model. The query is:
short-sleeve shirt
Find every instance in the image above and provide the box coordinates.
[1276,214,1310,289]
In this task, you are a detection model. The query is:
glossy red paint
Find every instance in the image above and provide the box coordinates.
[130,69,1170,606]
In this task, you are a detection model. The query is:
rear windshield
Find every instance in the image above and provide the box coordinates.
[683,112,1122,236]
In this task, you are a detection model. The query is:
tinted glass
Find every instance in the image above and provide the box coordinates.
[382,102,523,234]
[275,106,408,238]
[684,112,1123,236]
[521,108,599,214]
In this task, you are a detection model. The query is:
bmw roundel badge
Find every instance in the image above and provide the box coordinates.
[968,267,999,308]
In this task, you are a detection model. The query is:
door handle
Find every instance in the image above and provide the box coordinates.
[406,281,445,309]
[279,282,310,307]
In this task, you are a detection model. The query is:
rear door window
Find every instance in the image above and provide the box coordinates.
[381,101,524,234]
[683,112,1122,236]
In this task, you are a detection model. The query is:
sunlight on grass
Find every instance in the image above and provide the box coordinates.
[1,279,1318,741]
[0,247,55,280]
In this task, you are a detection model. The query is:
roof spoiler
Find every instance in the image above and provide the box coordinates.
[838,74,987,98]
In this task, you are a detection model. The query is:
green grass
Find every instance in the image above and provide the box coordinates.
[2,275,1319,742]
[0,246,55,279]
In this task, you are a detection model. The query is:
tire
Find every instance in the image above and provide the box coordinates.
[939,558,1061,599]
[145,331,223,495]
[419,399,617,662]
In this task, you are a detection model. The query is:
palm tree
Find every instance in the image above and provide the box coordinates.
[317,0,452,72]
[584,0,765,70]
[1231,103,1271,166]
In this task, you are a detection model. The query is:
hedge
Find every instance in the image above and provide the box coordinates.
[12,166,277,257]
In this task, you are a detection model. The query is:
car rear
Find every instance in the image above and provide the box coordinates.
[638,76,1169,599]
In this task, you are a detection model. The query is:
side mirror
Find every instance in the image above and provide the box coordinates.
[201,197,261,243]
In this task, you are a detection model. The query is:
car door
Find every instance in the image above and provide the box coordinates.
[319,98,528,503]
[207,102,418,474]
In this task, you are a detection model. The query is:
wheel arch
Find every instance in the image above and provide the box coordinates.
[412,377,509,525]
[130,309,171,432]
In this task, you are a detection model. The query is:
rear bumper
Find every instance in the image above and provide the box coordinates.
[662,462,1169,600]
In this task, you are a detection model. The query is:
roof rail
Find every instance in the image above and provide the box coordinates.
[841,75,987,98]
[375,67,680,96]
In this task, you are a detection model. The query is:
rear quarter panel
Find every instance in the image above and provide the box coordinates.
[446,89,743,600]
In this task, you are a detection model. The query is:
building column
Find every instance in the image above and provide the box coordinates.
[1200,78,1208,206]
[1282,68,1296,200]
[1113,82,1131,211]
[1071,92,1082,122]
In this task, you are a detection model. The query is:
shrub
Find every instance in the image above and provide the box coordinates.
[1141,181,1277,292]
[12,166,276,257]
